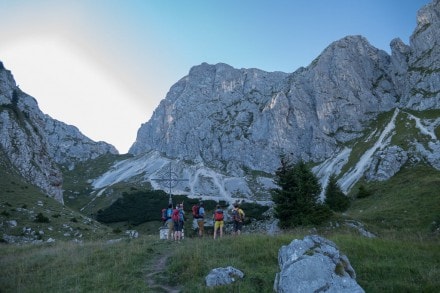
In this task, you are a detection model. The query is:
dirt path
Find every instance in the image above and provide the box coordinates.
[145,248,182,293]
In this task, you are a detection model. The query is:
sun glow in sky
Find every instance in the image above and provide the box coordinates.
[0,0,430,153]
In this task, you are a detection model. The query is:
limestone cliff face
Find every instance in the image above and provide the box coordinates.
[0,63,117,203]
[123,0,439,200]
[129,35,398,174]
[391,0,440,110]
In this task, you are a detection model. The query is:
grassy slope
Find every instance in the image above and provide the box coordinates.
[1,150,439,292]
[346,163,440,239]
[1,232,438,292]
[0,155,114,242]
[332,235,439,292]
[0,236,164,293]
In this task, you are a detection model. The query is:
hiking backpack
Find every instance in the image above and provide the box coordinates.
[161,208,167,222]
[162,208,172,222]
[214,210,224,221]
[232,209,243,222]
[167,208,173,219]
[172,208,180,222]
[192,205,200,219]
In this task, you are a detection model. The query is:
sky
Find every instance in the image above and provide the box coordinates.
[0,0,431,154]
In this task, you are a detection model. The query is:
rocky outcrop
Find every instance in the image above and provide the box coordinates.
[44,118,118,169]
[391,0,440,110]
[274,235,364,293]
[365,145,408,181]
[205,266,244,288]
[0,62,117,203]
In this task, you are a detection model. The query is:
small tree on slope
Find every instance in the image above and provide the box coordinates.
[272,157,331,228]
[324,174,350,212]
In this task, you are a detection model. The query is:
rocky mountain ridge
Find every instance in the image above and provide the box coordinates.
[92,0,439,202]
[0,62,118,203]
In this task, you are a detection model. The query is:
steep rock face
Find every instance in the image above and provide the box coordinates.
[130,36,397,174]
[130,63,290,173]
[391,0,440,110]
[0,62,117,203]
[285,36,396,158]
[98,1,439,201]
[0,78,64,202]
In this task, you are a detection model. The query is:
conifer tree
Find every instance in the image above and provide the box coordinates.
[272,157,331,228]
[324,174,350,212]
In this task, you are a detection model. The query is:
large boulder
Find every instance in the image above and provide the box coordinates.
[274,235,364,293]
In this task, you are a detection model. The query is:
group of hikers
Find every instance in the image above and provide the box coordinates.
[162,201,245,241]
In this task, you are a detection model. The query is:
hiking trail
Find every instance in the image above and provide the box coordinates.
[145,247,181,293]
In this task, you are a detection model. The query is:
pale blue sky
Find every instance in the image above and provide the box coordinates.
[0,0,431,153]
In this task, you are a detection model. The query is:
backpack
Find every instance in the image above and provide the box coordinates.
[232,208,244,222]
[172,208,180,222]
[214,210,224,221]
[167,208,173,218]
[192,205,200,219]
[162,208,172,222]
[161,208,167,222]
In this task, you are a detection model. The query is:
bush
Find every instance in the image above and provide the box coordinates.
[113,228,122,234]
[35,213,50,223]
[357,185,373,199]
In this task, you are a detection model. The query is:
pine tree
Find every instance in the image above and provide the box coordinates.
[272,158,331,228]
[324,174,350,212]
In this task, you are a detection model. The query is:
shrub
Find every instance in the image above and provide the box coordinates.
[357,185,373,199]
[35,213,50,223]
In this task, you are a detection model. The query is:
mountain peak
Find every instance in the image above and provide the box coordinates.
[124,1,439,201]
